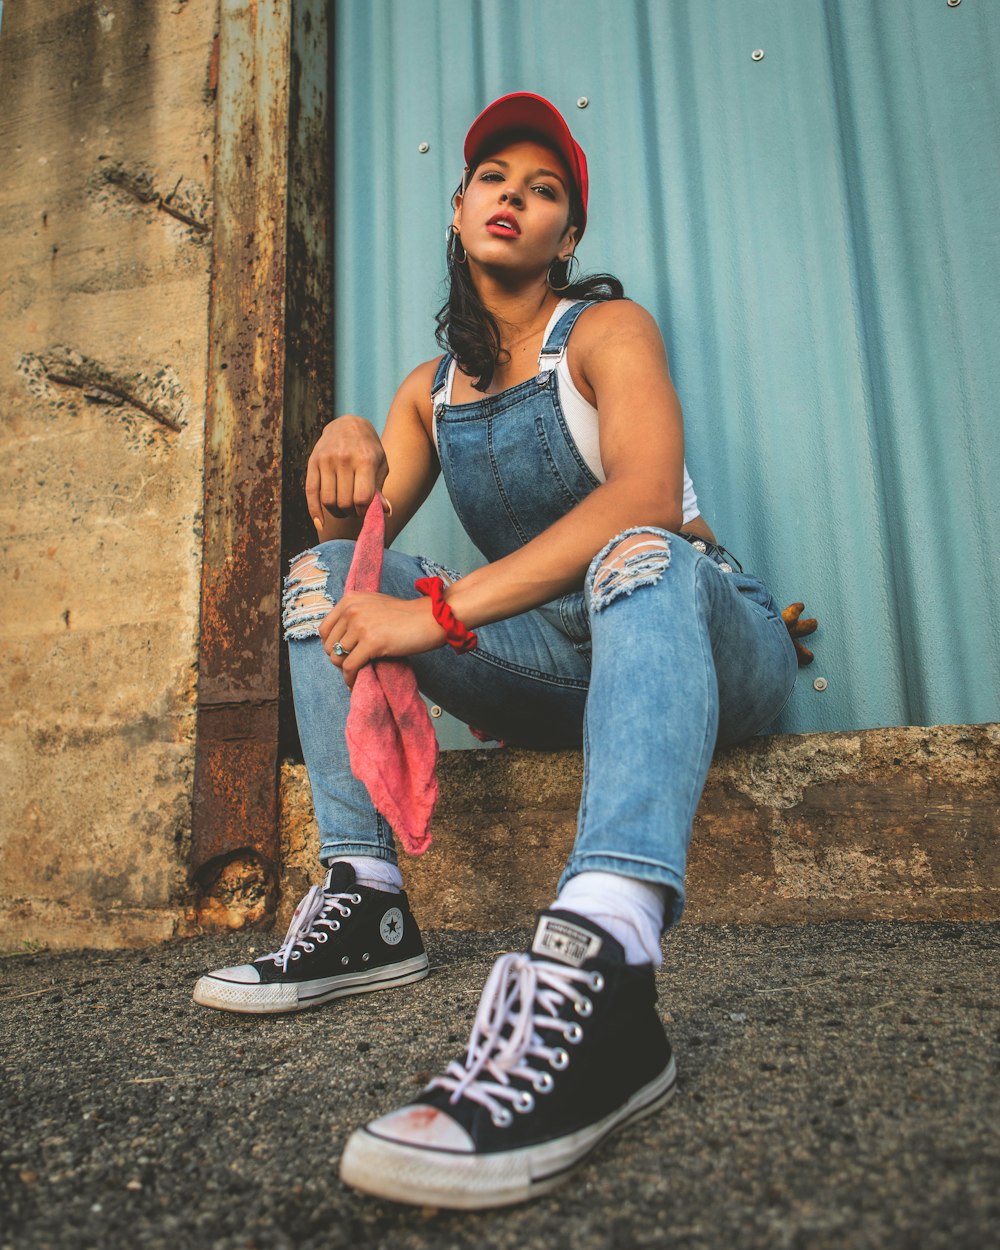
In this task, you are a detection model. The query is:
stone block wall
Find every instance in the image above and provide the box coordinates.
[280,725,1000,932]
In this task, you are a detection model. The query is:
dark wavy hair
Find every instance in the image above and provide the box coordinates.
[434,138,626,392]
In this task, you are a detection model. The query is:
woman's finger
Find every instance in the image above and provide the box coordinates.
[334,462,357,516]
[316,451,355,518]
[340,642,371,689]
[320,606,351,660]
[305,457,323,530]
[314,461,348,519]
[318,605,340,642]
[353,462,377,516]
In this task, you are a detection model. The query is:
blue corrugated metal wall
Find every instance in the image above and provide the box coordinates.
[332,0,1000,747]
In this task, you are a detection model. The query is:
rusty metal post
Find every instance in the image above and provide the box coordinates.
[192,0,333,929]
[281,0,337,749]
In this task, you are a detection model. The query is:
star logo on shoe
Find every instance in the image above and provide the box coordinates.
[380,907,404,946]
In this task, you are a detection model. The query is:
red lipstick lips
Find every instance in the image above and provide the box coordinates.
[486,212,520,236]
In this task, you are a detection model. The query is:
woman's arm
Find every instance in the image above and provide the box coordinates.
[679,514,717,544]
[446,300,685,626]
[306,358,442,547]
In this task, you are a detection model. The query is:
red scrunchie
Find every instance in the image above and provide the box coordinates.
[414,576,478,653]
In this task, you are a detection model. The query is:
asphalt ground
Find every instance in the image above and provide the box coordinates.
[1,921,997,1250]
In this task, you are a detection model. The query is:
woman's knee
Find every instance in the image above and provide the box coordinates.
[282,540,356,641]
[282,542,446,640]
[586,527,693,613]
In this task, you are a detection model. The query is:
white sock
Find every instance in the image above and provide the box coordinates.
[328,855,402,894]
[553,871,667,967]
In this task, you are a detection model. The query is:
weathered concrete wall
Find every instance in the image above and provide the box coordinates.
[0,1,217,948]
[281,724,1000,930]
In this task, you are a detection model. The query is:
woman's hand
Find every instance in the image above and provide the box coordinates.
[781,602,818,666]
[305,416,389,527]
[319,592,447,688]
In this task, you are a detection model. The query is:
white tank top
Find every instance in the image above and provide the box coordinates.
[435,299,700,524]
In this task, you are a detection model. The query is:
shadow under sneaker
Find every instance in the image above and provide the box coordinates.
[339,909,676,1209]
[192,862,429,1014]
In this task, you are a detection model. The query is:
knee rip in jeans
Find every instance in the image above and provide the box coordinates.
[282,548,334,640]
[416,555,461,587]
[590,528,671,612]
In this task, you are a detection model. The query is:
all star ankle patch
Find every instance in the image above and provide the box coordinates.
[380,907,404,945]
[532,915,602,967]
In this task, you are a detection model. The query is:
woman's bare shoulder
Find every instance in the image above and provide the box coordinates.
[573,300,671,388]
[397,355,446,395]
[575,298,664,343]
[393,355,447,420]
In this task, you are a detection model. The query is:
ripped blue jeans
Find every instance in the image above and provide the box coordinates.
[283,529,797,927]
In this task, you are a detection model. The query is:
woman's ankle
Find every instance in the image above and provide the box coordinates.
[325,855,403,894]
[553,870,667,966]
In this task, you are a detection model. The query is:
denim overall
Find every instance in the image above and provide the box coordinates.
[284,301,797,926]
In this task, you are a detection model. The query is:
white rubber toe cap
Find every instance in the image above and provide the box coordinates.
[367,1104,474,1152]
[192,967,298,1013]
[204,964,262,984]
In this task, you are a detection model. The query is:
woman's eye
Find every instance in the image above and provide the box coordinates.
[479,171,503,182]
[533,185,555,199]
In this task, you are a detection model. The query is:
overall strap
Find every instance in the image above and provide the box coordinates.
[537,300,596,373]
[431,353,453,405]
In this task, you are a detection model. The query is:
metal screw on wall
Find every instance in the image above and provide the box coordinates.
[947,0,961,7]
[418,142,429,153]
[813,677,828,692]
[577,97,589,109]
[751,49,765,62]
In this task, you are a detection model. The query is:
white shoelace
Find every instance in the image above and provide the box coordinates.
[259,885,361,972]
[428,953,605,1127]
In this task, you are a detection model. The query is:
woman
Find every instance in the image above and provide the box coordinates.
[194,93,798,1208]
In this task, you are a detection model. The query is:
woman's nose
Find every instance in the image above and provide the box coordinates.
[500,186,524,207]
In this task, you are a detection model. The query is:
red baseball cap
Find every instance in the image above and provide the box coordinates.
[463,92,589,239]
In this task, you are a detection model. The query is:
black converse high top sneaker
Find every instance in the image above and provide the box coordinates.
[339,909,676,1209]
[192,863,429,1014]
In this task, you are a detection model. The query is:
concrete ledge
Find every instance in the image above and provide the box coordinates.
[279,724,1000,930]
[0,901,193,953]
[5,724,995,950]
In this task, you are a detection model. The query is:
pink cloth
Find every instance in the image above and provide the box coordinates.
[343,495,439,855]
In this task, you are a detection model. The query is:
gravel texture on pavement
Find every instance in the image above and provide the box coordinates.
[1,921,997,1250]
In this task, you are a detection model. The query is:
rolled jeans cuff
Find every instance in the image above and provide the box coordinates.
[320,838,399,868]
[558,853,686,931]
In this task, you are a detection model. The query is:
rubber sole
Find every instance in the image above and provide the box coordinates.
[191,953,430,1014]
[339,1055,677,1209]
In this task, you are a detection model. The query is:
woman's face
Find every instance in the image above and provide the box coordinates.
[453,138,578,278]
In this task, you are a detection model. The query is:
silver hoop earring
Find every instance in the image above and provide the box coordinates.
[547,254,580,291]
[447,225,467,265]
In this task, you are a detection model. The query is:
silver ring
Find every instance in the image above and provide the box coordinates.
[333,642,351,657]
